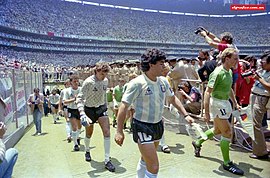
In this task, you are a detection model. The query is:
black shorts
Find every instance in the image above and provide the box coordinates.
[132,119,164,144]
[68,108,80,120]
[84,104,108,124]
[51,104,59,110]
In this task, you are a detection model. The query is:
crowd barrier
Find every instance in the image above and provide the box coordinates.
[0,67,43,148]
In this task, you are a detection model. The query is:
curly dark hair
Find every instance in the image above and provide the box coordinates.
[244,55,257,70]
[220,32,233,44]
[141,48,166,72]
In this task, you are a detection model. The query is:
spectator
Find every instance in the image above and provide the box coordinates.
[249,51,270,160]
[0,122,18,178]
[27,88,44,135]
[177,81,202,115]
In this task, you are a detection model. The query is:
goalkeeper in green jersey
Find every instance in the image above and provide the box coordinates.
[112,78,126,127]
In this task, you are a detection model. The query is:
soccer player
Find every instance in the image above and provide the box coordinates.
[112,78,125,128]
[63,75,82,151]
[48,88,60,124]
[59,79,72,142]
[115,48,194,178]
[192,48,244,175]
[76,62,115,172]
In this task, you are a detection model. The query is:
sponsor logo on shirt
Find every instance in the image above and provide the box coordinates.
[145,87,153,95]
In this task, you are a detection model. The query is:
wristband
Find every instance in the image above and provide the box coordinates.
[206,31,210,35]
[184,114,189,118]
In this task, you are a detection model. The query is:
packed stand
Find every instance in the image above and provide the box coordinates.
[0,0,269,45]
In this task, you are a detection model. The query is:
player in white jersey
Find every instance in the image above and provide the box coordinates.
[76,62,115,172]
[59,80,72,142]
[48,88,60,124]
[115,48,194,178]
[63,75,82,151]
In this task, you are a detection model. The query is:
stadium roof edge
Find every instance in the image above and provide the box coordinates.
[63,0,270,18]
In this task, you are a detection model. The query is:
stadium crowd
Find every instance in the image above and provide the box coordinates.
[0,0,269,45]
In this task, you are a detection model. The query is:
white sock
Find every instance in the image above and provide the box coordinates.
[85,137,90,152]
[53,114,56,121]
[66,122,71,137]
[104,137,110,163]
[159,134,165,147]
[144,170,157,178]
[72,131,78,145]
[77,129,81,139]
[136,159,146,178]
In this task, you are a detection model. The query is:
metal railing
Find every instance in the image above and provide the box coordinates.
[0,67,43,140]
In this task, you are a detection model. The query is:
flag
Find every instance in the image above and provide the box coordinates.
[232,106,255,141]
[47,32,54,37]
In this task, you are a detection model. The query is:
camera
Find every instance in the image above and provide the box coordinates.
[241,70,254,78]
[194,27,203,35]
[178,85,184,91]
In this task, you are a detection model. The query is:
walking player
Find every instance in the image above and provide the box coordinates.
[76,62,115,172]
[63,75,82,151]
[115,48,194,178]
[192,48,244,175]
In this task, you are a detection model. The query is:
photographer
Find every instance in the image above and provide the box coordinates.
[197,50,218,82]
[177,81,201,115]
[249,51,270,160]
[235,56,256,107]
[195,27,236,52]
[196,26,239,96]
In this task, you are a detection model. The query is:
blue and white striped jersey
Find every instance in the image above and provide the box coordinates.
[122,74,174,123]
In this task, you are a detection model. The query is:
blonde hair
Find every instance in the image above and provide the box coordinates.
[220,48,238,63]
[94,62,110,74]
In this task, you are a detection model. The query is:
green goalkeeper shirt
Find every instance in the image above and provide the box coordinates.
[113,85,124,102]
[208,65,232,100]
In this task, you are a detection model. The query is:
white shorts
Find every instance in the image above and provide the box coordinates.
[113,101,121,109]
[107,102,113,110]
[210,97,232,119]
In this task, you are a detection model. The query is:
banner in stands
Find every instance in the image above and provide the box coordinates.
[16,86,26,111]
[3,97,13,123]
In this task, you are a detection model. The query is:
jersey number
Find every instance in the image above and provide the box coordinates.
[220,109,227,116]
[138,132,152,142]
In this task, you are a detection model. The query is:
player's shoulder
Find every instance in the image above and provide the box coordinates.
[158,76,170,84]
[84,75,95,84]
[131,75,145,84]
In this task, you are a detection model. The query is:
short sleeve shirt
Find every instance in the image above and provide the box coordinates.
[64,87,81,109]
[49,94,60,104]
[113,85,124,102]
[122,74,174,123]
[208,65,232,100]
[251,70,270,96]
